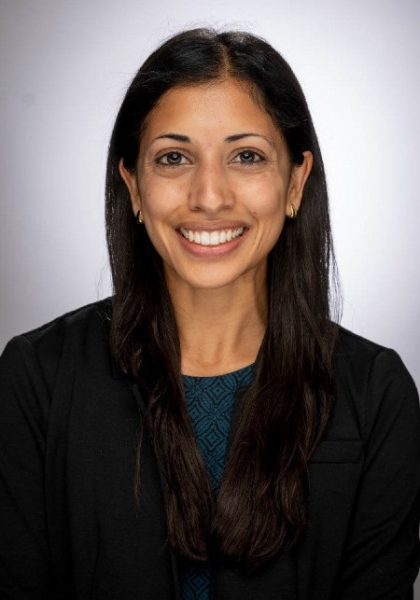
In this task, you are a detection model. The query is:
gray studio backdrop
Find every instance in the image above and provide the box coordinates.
[1,0,419,594]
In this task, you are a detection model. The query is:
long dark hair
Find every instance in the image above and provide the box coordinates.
[105,28,340,570]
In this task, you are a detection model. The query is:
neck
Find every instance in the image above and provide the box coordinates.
[166,272,267,377]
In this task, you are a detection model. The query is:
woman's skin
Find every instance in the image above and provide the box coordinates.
[119,78,313,376]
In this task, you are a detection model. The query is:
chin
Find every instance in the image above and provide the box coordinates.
[169,263,260,292]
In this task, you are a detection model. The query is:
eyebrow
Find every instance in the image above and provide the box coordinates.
[154,133,190,143]
[225,133,269,143]
[152,132,274,145]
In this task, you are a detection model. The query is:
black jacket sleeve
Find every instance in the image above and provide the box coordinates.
[335,349,420,599]
[0,335,52,599]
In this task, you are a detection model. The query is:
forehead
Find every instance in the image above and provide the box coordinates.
[142,78,281,140]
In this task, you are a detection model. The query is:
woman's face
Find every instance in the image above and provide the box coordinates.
[120,78,312,292]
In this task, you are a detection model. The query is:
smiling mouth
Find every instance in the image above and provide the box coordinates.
[179,227,246,246]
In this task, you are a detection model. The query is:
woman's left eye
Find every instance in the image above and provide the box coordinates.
[232,150,265,165]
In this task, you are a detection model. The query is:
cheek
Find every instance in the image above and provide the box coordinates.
[241,172,288,215]
[243,180,287,248]
[138,178,184,261]
[140,177,181,222]
[246,189,284,222]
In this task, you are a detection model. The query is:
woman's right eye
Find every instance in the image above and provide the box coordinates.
[155,151,188,166]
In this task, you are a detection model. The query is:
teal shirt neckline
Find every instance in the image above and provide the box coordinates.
[181,362,255,380]
[182,362,254,490]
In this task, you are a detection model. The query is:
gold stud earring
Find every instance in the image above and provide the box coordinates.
[135,210,143,225]
[288,203,298,219]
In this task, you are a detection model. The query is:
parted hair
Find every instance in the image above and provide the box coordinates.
[105,27,340,570]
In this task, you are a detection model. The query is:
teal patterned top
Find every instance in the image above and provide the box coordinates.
[179,364,254,600]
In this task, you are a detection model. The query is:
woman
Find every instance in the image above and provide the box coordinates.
[0,28,419,600]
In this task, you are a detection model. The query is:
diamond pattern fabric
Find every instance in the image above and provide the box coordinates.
[178,364,254,600]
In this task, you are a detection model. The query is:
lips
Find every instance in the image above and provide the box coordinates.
[179,226,245,246]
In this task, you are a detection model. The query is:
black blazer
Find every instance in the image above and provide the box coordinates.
[0,298,419,600]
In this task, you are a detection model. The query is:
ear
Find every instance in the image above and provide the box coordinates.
[118,158,142,214]
[286,150,313,215]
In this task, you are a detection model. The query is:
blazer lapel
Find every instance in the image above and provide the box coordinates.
[129,382,182,600]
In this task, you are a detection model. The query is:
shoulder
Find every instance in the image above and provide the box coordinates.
[334,324,416,392]
[333,325,419,440]
[336,323,391,358]
[21,297,112,347]
[1,298,114,390]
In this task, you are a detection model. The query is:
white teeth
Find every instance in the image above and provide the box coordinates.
[209,231,219,245]
[201,231,210,245]
[180,227,244,246]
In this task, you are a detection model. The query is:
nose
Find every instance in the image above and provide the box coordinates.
[187,160,234,214]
